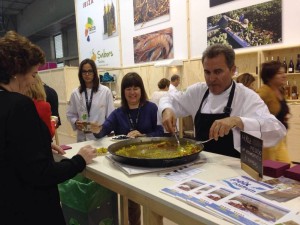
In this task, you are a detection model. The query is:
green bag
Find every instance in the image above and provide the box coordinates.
[59,174,118,225]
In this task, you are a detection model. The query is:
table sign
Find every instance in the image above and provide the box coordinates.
[240,131,263,180]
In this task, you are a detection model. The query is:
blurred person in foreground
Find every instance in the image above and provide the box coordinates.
[0,31,97,225]
[236,72,256,91]
[257,61,291,163]
[159,44,286,158]
[66,58,115,142]
[25,74,55,138]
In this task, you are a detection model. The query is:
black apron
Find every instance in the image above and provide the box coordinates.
[194,82,240,158]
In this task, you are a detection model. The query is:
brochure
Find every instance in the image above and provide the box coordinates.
[208,191,294,225]
[221,175,274,194]
[160,178,208,201]
[258,177,300,202]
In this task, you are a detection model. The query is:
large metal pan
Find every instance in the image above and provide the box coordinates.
[108,137,204,168]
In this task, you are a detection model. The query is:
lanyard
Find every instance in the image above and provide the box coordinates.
[127,105,141,131]
[84,89,94,117]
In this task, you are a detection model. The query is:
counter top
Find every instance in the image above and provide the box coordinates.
[55,138,300,225]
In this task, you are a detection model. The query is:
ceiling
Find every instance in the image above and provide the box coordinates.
[0,0,76,42]
[0,0,35,17]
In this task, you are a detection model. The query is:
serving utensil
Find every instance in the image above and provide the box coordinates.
[174,127,180,146]
[195,138,213,145]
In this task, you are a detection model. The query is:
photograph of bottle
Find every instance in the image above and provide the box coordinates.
[103,0,117,38]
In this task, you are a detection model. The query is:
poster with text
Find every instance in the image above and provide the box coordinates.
[75,0,120,67]
[133,0,170,30]
[133,27,173,63]
[207,0,282,49]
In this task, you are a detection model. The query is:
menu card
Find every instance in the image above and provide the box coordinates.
[240,131,263,180]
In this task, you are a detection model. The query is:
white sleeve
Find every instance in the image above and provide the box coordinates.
[66,91,79,131]
[232,87,287,151]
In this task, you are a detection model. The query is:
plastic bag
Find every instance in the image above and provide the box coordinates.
[59,174,118,225]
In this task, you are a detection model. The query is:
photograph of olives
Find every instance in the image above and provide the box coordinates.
[207,0,282,49]
[133,0,170,30]
[133,27,173,63]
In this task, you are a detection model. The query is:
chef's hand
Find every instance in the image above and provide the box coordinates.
[127,130,145,138]
[209,116,243,141]
[77,145,97,165]
[162,108,177,133]
[51,143,65,155]
[90,122,102,134]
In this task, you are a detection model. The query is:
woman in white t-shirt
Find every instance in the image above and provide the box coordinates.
[150,78,170,106]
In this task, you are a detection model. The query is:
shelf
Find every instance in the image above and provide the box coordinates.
[100,81,116,84]
[286,73,300,76]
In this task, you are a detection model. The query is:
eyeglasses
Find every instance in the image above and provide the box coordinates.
[82,70,94,75]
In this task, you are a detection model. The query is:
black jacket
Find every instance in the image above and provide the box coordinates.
[0,90,85,225]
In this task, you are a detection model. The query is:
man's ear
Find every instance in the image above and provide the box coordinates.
[231,65,237,77]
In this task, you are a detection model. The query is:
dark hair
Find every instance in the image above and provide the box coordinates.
[78,58,99,93]
[171,74,180,82]
[121,72,148,108]
[202,44,235,69]
[260,61,284,84]
[236,73,255,88]
[0,30,45,84]
[158,78,170,89]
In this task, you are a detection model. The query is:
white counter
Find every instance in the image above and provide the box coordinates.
[55,138,300,225]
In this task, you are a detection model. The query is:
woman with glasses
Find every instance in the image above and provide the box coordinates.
[66,58,115,142]
[257,61,291,163]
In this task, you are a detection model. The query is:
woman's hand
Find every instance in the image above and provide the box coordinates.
[127,130,145,138]
[90,122,102,134]
[77,145,97,164]
[51,143,65,155]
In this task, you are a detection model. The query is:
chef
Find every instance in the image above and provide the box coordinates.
[159,44,286,158]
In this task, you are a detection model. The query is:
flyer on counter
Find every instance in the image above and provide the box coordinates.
[221,175,274,194]
[186,185,236,212]
[258,176,300,202]
[160,178,209,201]
[208,191,294,225]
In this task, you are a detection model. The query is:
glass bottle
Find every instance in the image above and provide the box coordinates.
[296,54,300,73]
[283,57,287,73]
[288,57,294,73]
[285,81,291,99]
[291,79,298,99]
[277,56,280,63]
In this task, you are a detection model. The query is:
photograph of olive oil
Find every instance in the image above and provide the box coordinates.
[103,0,118,39]
[207,0,282,49]
[133,0,170,30]
[133,27,173,63]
